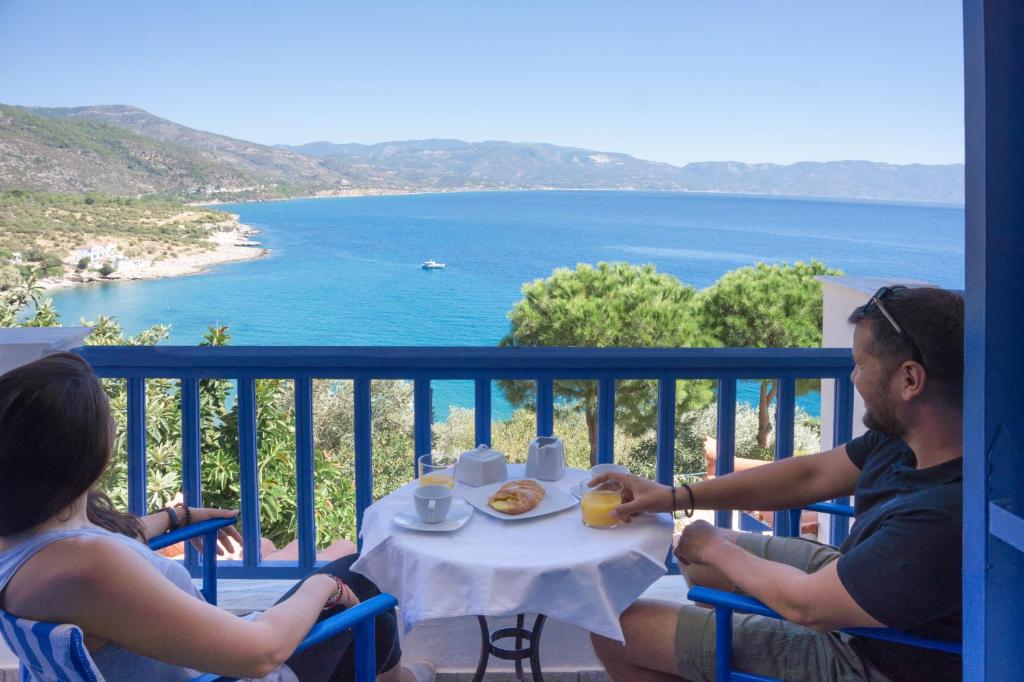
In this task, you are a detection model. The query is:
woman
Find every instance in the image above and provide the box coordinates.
[0,353,431,681]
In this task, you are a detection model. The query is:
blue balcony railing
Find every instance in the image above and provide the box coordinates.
[75,346,855,579]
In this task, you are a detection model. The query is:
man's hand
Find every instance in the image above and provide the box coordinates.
[675,520,733,565]
[587,473,673,521]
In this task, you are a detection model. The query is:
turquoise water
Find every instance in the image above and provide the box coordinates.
[48,191,965,418]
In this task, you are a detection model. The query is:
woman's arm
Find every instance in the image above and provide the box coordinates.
[13,535,337,678]
[139,509,176,540]
[140,506,242,555]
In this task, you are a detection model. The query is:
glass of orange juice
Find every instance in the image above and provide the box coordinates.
[581,480,624,528]
[418,453,457,488]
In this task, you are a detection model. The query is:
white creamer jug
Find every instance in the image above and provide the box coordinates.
[525,436,565,481]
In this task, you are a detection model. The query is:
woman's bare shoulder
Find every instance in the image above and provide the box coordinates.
[3,533,147,619]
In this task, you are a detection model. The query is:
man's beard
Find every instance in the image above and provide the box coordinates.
[863,396,907,438]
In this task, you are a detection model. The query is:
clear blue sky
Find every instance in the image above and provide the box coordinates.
[0,1,964,165]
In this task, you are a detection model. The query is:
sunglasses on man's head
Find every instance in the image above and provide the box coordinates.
[864,286,925,367]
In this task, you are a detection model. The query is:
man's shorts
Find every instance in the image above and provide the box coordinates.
[675,533,894,682]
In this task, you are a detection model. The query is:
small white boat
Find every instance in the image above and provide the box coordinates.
[421,260,446,270]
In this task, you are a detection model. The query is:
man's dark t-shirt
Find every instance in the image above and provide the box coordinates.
[836,430,962,682]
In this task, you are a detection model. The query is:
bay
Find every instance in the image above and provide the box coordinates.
[48,191,965,419]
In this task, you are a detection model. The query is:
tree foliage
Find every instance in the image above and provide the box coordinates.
[690,261,842,447]
[499,262,715,464]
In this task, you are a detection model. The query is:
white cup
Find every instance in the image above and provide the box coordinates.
[590,463,630,478]
[413,485,454,523]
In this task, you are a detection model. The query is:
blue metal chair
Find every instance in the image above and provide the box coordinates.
[685,503,962,682]
[0,518,397,682]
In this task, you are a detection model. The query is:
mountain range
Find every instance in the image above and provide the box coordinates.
[0,104,964,204]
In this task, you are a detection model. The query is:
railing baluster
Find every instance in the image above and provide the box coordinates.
[474,379,491,446]
[237,378,261,568]
[181,378,201,567]
[597,378,615,464]
[536,379,554,437]
[715,378,737,529]
[413,379,432,479]
[830,377,856,545]
[656,379,676,486]
[773,378,797,537]
[127,378,147,516]
[354,378,373,541]
[295,378,317,570]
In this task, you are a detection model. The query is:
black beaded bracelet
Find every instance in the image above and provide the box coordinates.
[162,506,180,531]
[175,502,192,527]
[680,483,696,518]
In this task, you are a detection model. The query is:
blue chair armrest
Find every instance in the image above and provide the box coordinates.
[149,517,238,604]
[149,517,238,550]
[191,593,399,682]
[687,586,961,655]
[801,502,855,517]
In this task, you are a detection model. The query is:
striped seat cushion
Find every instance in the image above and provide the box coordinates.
[0,610,104,682]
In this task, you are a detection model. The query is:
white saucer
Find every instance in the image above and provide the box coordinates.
[570,482,587,500]
[392,499,474,532]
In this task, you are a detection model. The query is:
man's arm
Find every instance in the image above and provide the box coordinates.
[598,444,861,518]
[681,522,884,632]
[688,444,860,511]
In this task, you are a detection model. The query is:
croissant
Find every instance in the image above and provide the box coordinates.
[488,479,545,515]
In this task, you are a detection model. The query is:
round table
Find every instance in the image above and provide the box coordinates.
[352,465,673,680]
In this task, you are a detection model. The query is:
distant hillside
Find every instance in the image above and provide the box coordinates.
[0,105,349,200]
[283,139,964,204]
[0,104,964,204]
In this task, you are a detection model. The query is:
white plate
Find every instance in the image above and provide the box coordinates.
[462,479,579,521]
[392,499,474,532]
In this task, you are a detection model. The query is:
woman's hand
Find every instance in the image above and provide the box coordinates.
[312,574,361,610]
[587,473,674,522]
[181,506,243,556]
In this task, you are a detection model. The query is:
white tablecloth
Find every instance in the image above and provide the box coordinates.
[351,465,674,641]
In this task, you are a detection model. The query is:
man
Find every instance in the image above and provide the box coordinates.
[590,286,964,682]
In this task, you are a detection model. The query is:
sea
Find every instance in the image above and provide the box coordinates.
[47,191,965,419]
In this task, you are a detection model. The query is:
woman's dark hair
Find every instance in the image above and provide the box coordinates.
[0,352,144,539]
[848,286,965,408]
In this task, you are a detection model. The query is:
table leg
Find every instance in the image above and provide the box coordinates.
[515,613,525,679]
[528,615,546,680]
[471,613,547,682]
[473,616,490,682]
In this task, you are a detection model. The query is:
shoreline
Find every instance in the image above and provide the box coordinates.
[40,215,268,292]
[190,186,965,210]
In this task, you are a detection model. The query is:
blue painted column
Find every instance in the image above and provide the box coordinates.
[126,378,147,516]
[772,378,797,537]
[596,379,615,465]
[354,378,373,541]
[536,379,554,437]
[237,379,261,568]
[656,379,676,486]
[964,1,1024,678]
[474,379,491,446]
[413,379,432,478]
[715,379,737,530]
[829,378,855,546]
[181,378,201,567]
[294,378,317,569]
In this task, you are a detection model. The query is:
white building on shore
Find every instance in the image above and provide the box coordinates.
[72,240,119,263]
